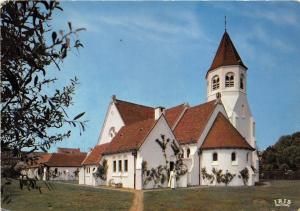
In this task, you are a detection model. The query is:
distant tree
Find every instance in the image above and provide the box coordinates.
[1,1,86,179]
[261,132,300,171]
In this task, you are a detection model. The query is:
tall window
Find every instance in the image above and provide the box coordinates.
[124,160,128,172]
[212,75,220,91]
[253,122,256,137]
[225,72,234,87]
[231,152,236,161]
[118,160,122,172]
[240,74,244,89]
[213,152,218,161]
[113,161,116,172]
[246,153,249,162]
[187,148,190,158]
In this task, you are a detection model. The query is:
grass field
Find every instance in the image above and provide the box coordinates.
[1,180,133,211]
[144,180,300,211]
[2,180,299,210]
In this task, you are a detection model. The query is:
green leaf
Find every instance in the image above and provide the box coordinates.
[73,112,85,120]
[41,1,49,10]
[56,6,63,11]
[75,28,86,32]
[49,100,55,109]
[52,31,57,44]
[68,22,72,31]
[40,146,47,152]
[34,75,38,86]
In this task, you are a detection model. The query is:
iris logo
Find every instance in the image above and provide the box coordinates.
[273,198,291,207]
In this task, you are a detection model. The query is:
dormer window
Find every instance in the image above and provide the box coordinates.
[240,74,244,89]
[212,75,220,91]
[225,72,234,87]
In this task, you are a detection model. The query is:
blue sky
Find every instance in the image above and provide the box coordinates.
[48,2,300,152]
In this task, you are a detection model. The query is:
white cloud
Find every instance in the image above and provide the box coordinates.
[214,3,300,28]
[63,8,211,43]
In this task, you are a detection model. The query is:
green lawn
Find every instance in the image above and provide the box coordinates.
[3,180,300,211]
[2,180,133,211]
[144,180,300,211]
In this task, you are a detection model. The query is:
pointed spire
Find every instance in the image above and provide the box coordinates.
[206,31,247,77]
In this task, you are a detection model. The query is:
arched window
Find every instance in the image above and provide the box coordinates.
[109,127,116,138]
[225,72,234,87]
[212,75,220,91]
[213,152,218,161]
[246,152,249,162]
[231,152,236,161]
[240,74,244,89]
[187,148,190,158]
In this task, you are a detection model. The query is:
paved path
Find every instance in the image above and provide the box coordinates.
[130,190,143,211]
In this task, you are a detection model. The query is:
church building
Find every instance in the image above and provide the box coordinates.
[79,30,259,189]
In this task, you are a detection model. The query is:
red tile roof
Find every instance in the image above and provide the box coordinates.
[174,100,217,144]
[207,31,247,77]
[115,99,154,125]
[28,153,52,168]
[44,153,87,167]
[201,113,254,150]
[104,118,157,154]
[165,104,187,128]
[37,153,52,164]
[82,143,110,165]
[57,148,81,154]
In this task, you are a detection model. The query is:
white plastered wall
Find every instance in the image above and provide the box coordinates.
[206,65,259,182]
[45,167,80,181]
[97,101,125,145]
[104,152,135,189]
[181,144,197,186]
[180,104,227,186]
[139,116,179,189]
[79,164,107,186]
[200,149,254,186]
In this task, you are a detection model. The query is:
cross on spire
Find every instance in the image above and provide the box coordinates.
[224,16,227,32]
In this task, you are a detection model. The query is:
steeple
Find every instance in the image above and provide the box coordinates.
[204,28,259,184]
[206,31,247,77]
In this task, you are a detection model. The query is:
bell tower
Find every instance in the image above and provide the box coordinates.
[206,30,259,180]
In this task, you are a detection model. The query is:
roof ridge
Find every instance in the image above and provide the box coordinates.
[206,31,247,77]
[173,100,218,144]
[103,117,159,155]
[216,113,254,149]
[166,103,185,111]
[115,98,154,109]
[119,117,155,128]
[189,99,217,110]
[171,105,189,130]
[136,116,162,149]
[201,112,254,150]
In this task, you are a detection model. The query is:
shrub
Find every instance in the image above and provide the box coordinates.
[239,167,249,185]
